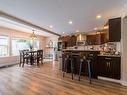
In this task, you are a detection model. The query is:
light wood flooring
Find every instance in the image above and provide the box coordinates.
[0,61,127,95]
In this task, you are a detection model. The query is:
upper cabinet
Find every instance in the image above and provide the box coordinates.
[86,31,108,45]
[86,17,121,45]
[58,36,70,49]
[100,31,108,44]
[86,34,100,45]
[68,35,77,47]
[58,35,77,49]
[109,17,121,42]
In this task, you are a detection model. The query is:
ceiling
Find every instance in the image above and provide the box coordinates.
[0,17,59,37]
[0,0,127,35]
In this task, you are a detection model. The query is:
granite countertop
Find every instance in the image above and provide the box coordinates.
[62,49,121,57]
[62,49,100,52]
[98,54,121,57]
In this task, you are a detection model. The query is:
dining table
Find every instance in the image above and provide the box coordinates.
[26,50,37,65]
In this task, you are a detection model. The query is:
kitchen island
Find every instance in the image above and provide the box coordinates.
[62,49,100,78]
[62,49,121,80]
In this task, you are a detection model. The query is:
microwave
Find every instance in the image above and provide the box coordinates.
[76,41,86,46]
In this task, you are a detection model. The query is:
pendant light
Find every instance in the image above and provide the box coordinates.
[30,29,37,40]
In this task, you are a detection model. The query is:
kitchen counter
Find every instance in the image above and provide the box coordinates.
[62,49,100,52]
[62,49,121,57]
[62,49,121,80]
[98,54,121,57]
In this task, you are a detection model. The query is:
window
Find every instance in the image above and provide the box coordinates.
[12,38,31,56]
[0,36,9,57]
[29,39,40,50]
[33,40,40,50]
[12,38,40,56]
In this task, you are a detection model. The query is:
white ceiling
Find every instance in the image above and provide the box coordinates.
[0,0,127,35]
[0,17,58,37]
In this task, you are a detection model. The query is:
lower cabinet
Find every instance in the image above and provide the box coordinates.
[98,56,121,80]
[62,51,100,79]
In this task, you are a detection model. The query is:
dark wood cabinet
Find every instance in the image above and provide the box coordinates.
[58,36,70,49]
[86,17,121,45]
[100,31,108,44]
[68,35,77,47]
[86,33,105,45]
[59,35,77,48]
[98,56,121,79]
[86,34,98,45]
[109,17,121,42]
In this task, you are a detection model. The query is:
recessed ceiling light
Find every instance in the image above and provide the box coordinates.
[96,15,101,19]
[76,30,79,32]
[94,27,97,30]
[49,25,53,28]
[68,20,73,24]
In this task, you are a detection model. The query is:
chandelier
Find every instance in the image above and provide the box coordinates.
[30,30,37,40]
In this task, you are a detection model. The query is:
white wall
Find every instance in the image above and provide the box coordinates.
[117,2,127,86]
[121,16,127,86]
[45,35,59,60]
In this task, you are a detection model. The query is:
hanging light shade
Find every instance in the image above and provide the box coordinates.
[30,30,37,40]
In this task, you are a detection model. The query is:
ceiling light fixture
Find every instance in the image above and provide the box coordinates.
[96,15,101,19]
[68,20,73,24]
[30,29,37,40]
[94,27,98,30]
[76,30,79,32]
[49,25,53,29]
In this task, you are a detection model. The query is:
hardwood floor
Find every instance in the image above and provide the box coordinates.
[0,61,127,95]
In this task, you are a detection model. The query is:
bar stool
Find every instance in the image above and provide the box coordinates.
[63,54,69,77]
[63,53,78,80]
[78,55,92,84]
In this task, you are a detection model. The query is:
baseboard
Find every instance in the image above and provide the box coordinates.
[98,76,121,84]
[0,61,19,68]
[121,80,127,86]
[98,76,127,86]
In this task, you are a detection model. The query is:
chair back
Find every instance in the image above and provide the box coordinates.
[19,49,29,58]
[37,50,43,59]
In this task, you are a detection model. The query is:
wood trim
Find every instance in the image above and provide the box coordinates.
[0,11,60,36]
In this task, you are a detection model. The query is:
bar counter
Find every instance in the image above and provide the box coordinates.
[62,49,100,78]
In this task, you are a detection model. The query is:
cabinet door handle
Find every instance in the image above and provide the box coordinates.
[106,62,109,67]
[108,62,111,68]
[106,62,111,68]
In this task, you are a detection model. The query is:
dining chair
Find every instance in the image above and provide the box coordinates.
[19,49,30,67]
[36,50,43,66]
